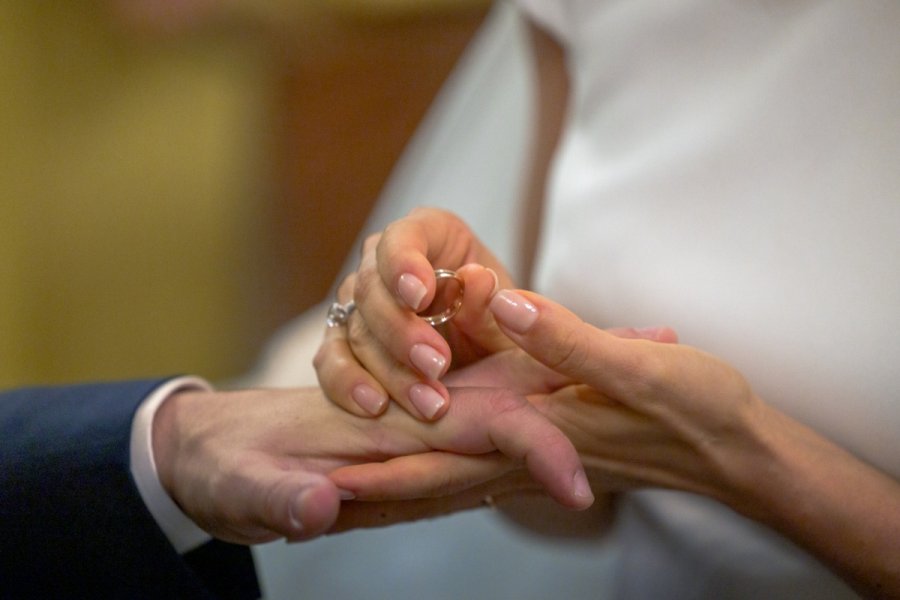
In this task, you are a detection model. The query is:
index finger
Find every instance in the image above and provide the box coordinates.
[331,387,594,510]
[377,207,507,311]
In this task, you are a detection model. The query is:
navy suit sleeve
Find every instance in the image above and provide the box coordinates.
[0,379,260,600]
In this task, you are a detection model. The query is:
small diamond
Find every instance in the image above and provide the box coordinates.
[326,301,355,327]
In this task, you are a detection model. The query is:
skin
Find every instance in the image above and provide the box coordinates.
[327,287,900,598]
[314,21,570,422]
[314,216,519,421]
[308,18,900,599]
[150,382,594,546]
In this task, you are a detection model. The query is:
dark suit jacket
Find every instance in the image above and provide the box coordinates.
[0,379,260,599]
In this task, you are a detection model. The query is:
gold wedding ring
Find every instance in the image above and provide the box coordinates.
[421,269,464,327]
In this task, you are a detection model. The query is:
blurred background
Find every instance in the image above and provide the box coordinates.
[2,4,622,599]
[0,0,490,387]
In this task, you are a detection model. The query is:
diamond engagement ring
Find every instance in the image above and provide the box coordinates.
[326,269,464,328]
[326,300,356,327]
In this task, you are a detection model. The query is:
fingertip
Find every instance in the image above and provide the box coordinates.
[285,482,341,542]
[571,469,595,510]
[653,327,679,344]
[489,289,540,334]
[397,272,428,311]
[351,383,389,416]
[486,267,500,295]
[457,264,499,303]
[409,343,449,381]
[408,382,449,421]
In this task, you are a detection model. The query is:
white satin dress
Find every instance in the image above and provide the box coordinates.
[518,0,900,597]
[250,2,899,597]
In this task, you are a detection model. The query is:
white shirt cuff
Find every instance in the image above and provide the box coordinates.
[130,376,214,554]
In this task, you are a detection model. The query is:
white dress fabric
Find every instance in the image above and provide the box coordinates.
[518,0,900,597]
[247,2,898,598]
[249,8,628,599]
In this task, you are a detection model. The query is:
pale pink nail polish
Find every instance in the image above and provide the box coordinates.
[486,267,500,295]
[409,383,446,420]
[352,384,387,415]
[409,343,447,380]
[489,290,539,333]
[398,273,427,311]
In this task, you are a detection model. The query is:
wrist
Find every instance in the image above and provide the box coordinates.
[151,388,182,503]
[702,395,794,520]
[130,376,214,553]
[152,387,213,512]
[720,399,900,596]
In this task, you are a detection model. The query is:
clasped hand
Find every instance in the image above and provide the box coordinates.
[311,208,900,598]
[315,207,770,524]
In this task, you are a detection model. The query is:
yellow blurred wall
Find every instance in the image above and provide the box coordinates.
[0,0,489,388]
[0,3,273,387]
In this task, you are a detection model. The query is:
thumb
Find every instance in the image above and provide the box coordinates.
[488,289,673,399]
[450,263,516,355]
[214,464,341,544]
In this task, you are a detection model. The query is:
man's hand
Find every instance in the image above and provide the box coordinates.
[151,384,593,546]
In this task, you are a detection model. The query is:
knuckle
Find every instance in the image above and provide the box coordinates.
[312,346,326,371]
[545,327,593,375]
[313,342,331,376]
[312,338,340,371]
[312,338,355,380]
[337,273,356,299]
[617,348,672,402]
[409,207,470,242]
[408,206,443,220]
[345,314,371,346]
[486,388,528,416]
[353,267,378,303]
[633,351,671,391]
[362,233,381,254]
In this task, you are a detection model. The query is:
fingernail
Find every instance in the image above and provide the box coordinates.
[409,383,446,420]
[288,488,313,533]
[398,273,427,311]
[489,290,539,333]
[352,384,387,415]
[486,267,500,295]
[410,343,447,380]
[338,488,356,501]
[288,509,304,533]
[573,470,594,503]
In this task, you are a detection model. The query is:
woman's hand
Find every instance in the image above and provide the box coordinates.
[334,289,900,597]
[329,286,781,513]
[314,207,518,421]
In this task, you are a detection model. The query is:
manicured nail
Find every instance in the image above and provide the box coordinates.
[489,290,539,333]
[398,273,427,311]
[408,383,446,420]
[486,267,500,295]
[352,384,387,415]
[409,343,447,380]
[573,470,594,503]
[338,488,356,501]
